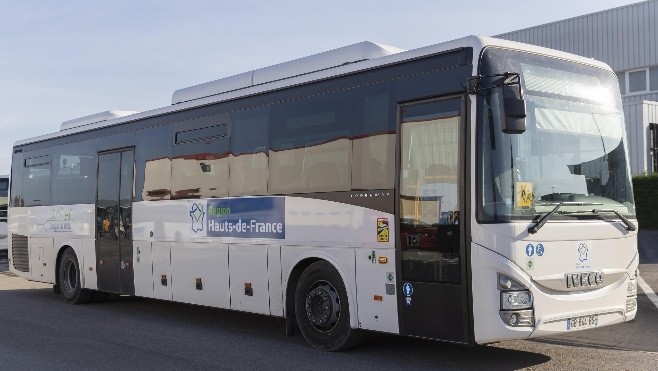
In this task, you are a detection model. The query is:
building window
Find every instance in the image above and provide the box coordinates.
[627,69,648,93]
[619,68,658,95]
[650,67,658,92]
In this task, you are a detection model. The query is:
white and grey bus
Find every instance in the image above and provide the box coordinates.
[8,36,638,350]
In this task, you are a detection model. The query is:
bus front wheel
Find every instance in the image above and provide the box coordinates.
[58,248,94,304]
[295,260,362,351]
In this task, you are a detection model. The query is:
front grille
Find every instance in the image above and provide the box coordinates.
[11,234,29,272]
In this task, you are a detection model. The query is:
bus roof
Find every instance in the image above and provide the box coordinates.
[14,35,612,147]
[171,41,406,105]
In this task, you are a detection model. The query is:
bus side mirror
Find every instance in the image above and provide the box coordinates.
[500,85,526,134]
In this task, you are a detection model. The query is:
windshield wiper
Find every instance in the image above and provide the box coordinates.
[529,202,636,234]
[528,201,602,234]
[591,209,636,231]
[528,202,563,234]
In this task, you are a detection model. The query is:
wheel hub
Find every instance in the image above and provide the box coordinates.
[305,282,340,331]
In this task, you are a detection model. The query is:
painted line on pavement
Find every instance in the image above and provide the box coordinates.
[637,275,658,311]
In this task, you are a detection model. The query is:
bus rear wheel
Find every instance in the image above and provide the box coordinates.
[295,261,362,351]
[58,248,94,304]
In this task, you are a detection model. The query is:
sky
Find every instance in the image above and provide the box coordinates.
[0,0,644,175]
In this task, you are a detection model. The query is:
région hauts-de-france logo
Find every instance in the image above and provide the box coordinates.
[189,202,205,233]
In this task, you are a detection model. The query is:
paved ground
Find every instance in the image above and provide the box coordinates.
[0,280,656,370]
[0,231,656,370]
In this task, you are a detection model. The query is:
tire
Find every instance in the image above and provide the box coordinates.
[295,261,362,351]
[58,248,94,304]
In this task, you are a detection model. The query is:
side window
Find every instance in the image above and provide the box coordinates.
[353,84,396,190]
[136,125,173,201]
[270,91,352,194]
[50,141,97,205]
[171,114,230,199]
[400,99,461,227]
[10,152,23,207]
[0,176,8,220]
[229,107,269,196]
[0,178,7,198]
[399,97,462,283]
[23,154,51,206]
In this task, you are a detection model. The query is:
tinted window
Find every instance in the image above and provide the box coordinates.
[271,92,351,150]
[50,140,98,205]
[270,91,352,194]
[10,152,23,207]
[0,178,8,196]
[135,125,172,201]
[353,84,396,190]
[230,107,269,196]
[22,154,51,206]
[231,107,269,156]
[172,114,231,199]
[11,49,471,203]
[0,177,8,220]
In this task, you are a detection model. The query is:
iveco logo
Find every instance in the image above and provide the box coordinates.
[566,271,604,289]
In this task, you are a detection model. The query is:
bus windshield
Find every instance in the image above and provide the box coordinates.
[477,48,635,222]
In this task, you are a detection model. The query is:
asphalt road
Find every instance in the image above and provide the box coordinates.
[1,238,657,370]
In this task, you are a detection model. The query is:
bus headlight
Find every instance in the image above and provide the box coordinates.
[501,291,533,310]
[498,273,534,327]
[627,279,637,297]
[626,278,637,314]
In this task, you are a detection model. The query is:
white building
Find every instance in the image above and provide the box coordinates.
[496,0,658,175]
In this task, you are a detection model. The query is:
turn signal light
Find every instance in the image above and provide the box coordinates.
[627,279,637,297]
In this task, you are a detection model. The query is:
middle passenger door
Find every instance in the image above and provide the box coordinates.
[96,149,135,295]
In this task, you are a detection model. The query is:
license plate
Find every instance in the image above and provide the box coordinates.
[566,314,599,330]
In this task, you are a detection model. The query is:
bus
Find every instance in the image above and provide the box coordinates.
[8,35,638,350]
